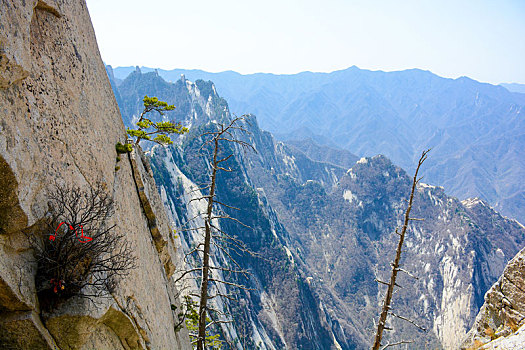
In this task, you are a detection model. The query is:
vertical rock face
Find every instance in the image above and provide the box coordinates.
[461,246,525,349]
[0,1,190,349]
[115,70,336,349]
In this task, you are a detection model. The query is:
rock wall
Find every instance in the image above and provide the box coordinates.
[0,1,190,349]
[461,246,525,349]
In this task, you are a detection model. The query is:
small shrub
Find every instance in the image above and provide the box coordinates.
[29,182,136,310]
[115,142,132,154]
[507,317,519,332]
[467,339,486,350]
[115,166,120,172]
[484,327,496,340]
[116,156,121,162]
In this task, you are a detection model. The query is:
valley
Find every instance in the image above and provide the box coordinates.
[109,68,525,349]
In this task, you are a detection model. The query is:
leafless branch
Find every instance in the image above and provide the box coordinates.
[381,339,415,350]
[389,312,427,332]
[174,268,203,284]
[396,267,419,280]
[208,278,254,291]
[28,182,136,311]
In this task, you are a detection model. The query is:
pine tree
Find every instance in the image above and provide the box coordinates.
[127,95,188,145]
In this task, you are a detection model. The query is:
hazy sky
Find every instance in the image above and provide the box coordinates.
[86,0,525,84]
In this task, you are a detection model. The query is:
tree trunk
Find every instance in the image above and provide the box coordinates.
[197,137,219,350]
[372,150,428,350]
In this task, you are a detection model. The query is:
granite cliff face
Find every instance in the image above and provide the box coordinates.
[461,246,525,349]
[111,71,525,349]
[0,1,189,349]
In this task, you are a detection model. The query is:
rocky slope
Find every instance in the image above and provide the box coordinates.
[461,246,525,349]
[0,1,189,349]
[239,122,525,349]
[111,71,525,349]
[112,66,525,226]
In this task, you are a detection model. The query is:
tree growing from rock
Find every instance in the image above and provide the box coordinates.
[372,149,430,350]
[127,95,188,145]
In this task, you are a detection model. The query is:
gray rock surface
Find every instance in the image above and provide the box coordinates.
[461,246,525,349]
[0,1,190,349]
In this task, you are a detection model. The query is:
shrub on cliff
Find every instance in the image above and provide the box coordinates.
[29,182,136,310]
[115,141,132,154]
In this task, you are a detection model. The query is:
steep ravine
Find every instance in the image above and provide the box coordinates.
[147,81,335,349]
[0,1,190,349]
[239,121,525,349]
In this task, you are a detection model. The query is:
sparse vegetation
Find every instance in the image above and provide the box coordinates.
[115,142,132,154]
[29,182,136,310]
[174,296,222,348]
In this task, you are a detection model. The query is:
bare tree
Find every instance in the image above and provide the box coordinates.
[29,182,136,310]
[372,149,430,350]
[175,116,257,349]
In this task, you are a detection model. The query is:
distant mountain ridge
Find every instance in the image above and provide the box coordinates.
[501,82,525,94]
[111,65,525,225]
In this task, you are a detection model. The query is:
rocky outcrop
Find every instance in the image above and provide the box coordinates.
[461,247,525,349]
[0,1,190,349]
[472,324,525,350]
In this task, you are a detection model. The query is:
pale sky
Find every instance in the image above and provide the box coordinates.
[86,0,525,84]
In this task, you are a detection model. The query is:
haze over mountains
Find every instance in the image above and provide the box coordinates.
[111,66,525,226]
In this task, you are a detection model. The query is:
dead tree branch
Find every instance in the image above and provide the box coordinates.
[380,340,415,350]
[372,149,429,350]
